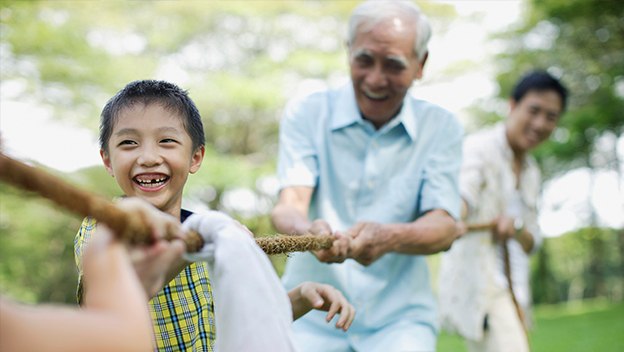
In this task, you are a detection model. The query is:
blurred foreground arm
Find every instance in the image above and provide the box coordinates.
[0,224,154,352]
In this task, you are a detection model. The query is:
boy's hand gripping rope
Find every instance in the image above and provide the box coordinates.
[0,152,334,255]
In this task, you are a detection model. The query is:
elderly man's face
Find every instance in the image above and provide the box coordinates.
[349,17,423,129]
[506,89,562,154]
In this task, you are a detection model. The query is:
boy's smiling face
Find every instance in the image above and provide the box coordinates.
[101,103,204,217]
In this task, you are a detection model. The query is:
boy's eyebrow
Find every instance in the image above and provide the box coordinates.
[157,126,184,135]
[114,126,184,137]
[115,128,139,137]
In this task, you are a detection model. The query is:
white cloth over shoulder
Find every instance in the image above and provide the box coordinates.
[183,211,297,352]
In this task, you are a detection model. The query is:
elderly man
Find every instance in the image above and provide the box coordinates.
[271,1,463,351]
[437,71,568,352]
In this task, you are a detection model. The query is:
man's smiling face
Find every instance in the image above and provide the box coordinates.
[349,16,424,129]
[506,89,562,154]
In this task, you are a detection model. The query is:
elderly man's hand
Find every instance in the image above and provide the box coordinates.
[455,220,468,238]
[309,219,353,263]
[345,221,390,266]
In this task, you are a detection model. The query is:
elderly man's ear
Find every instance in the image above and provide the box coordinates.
[413,52,428,80]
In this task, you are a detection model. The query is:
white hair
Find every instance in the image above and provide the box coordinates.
[347,0,432,62]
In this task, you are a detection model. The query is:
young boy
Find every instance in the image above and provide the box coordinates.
[74,80,215,351]
[75,80,354,351]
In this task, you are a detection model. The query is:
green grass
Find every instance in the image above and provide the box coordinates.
[437,300,624,352]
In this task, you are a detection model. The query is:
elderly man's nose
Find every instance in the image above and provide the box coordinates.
[365,65,387,87]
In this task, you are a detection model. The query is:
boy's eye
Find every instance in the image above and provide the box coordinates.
[119,140,137,146]
[160,138,176,143]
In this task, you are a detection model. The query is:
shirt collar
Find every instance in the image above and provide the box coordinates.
[495,121,530,168]
[331,83,361,130]
[331,83,417,140]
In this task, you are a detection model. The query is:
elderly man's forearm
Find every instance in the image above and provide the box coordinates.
[386,210,458,254]
[271,204,312,236]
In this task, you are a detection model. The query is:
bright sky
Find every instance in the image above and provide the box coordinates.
[1,1,622,237]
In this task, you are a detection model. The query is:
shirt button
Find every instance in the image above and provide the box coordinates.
[355,300,362,306]
[352,334,359,341]
[367,182,374,189]
[372,141,379,148]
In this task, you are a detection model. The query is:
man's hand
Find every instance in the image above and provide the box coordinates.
[346,221,390,266]
[309,219,353,263]
[491,215,515,242]
[455,220,468,238]
[288,281,355,331]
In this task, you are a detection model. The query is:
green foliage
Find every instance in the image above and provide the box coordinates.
[477,0,624,179]
[531,228,624,305]
[0,185,81,304]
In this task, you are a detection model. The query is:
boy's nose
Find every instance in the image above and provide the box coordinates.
[137,145,163,167]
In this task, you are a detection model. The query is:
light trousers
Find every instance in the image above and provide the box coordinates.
[464,286,530,352]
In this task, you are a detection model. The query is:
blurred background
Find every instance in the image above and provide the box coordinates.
[1,1,622,350]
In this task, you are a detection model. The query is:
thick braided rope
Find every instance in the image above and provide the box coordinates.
[256,234,334,255]
[0,152,333,255]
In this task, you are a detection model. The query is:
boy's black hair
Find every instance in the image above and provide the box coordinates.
[99,80,205,154]
[511,71,568,111]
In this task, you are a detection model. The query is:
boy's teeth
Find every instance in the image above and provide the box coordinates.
[135,176,168,187]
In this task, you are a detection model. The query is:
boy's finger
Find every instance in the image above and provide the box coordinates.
[302,286,325,309]
[326,300,340,322]
[336,308,346,328]
[344,307,355,331]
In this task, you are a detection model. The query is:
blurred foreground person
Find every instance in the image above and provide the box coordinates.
[0,199,185,352]
[437,71,568,352]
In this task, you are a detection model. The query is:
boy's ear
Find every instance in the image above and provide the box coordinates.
[100,150,115,177]
[189,146,205,174]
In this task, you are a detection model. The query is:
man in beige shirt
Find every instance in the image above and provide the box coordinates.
[438,71,568,352]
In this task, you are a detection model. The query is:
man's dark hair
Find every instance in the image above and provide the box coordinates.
[511,71,568,111]
[99,80,205,154]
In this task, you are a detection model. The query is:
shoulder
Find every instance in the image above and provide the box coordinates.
[463,124,500,153]
[411,97,462,130]
[282,85,347,122]
[76,217,98,241]
[284,89,331,115]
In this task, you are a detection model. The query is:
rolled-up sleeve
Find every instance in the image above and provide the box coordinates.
[276,98,319,190]
[419,116,464,220]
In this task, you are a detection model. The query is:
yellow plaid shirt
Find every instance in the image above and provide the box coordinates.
[74,209,216,352]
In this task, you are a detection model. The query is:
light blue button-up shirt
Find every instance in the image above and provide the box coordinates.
[277,83,463,352]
